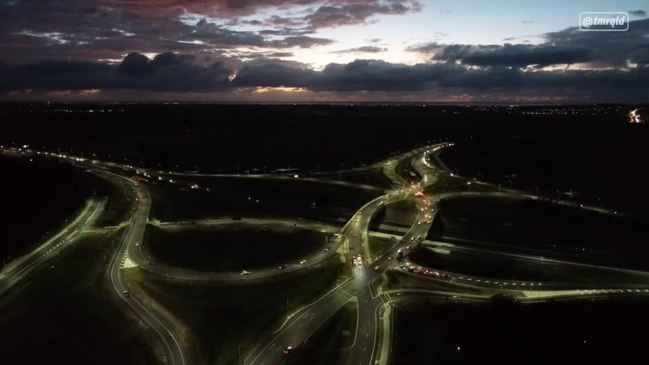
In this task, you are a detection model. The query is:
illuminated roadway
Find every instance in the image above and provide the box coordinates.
[0,199,105,294]
[245,145,442,365]
[100,170,187,365]
[3,143,646,365]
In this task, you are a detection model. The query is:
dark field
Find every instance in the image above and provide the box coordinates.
[441,130,649,217]
[368,235,398,261]
[129,258,342,364]
[380,271,485,295]
[370,199,418,229]
[0,231,156,365]
[1,104,639,176]
[284,301,356,365]
[144,223,330,272]
[314,167,394,190]
[434,195,649,268]
[0,155,95,263]
[391,298,649,365]
[396,156,420,183]
[91,171,138,227]
[147,175,380,224]
[409,245,649,285]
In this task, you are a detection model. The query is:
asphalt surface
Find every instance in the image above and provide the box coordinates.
[245,145,445,365]
[0,198,105,294]
[3,142,647,365]
[102,170,187,365]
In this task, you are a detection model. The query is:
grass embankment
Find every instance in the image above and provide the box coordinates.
[0,230,157,365]
[127,257,343,365]
[391,297,649,365]
[285,300,357,365]
[144,222,330,272]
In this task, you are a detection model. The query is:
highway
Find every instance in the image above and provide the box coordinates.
[0,198,105,294]
[417,239,649,285]
[4,142,647,365]
[245,144,445,365]
[100,170,187,365]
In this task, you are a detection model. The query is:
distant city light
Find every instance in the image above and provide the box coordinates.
[628,108,643,123]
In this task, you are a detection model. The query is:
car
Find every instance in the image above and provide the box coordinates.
[299,259,307,265]
[324,247,330,252]
[406,245,411,250]
[374,265,381,271]
[278,265,285,270]
[122,290,130,297]
[283,346,293,355]
[240,270,251,276]
[387,256,393,260]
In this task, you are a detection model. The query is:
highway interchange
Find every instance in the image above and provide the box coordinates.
[2,142,649,365]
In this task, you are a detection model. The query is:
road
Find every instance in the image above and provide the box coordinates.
[101,170,187,365]
[0,198,105,294]
[246,144,446,365]
[4,142,646,365]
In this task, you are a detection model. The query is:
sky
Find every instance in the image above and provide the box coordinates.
[1,0,648,102]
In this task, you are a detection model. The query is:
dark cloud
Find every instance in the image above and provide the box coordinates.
[409,19,649,68]
[258,28,316,36]
[2,53,649,102]
[0,52,232,92]
[303,0,420,29]
[103,0,321,17]
[233,63,317,88]
[629,10,647,17]
[2,9,649,103]
[458,44,590,67]
[0,0,339,64]
[408,43,590,67]
[100,0,421,22]
[251,0,420,30]
[271,36,335,48]
[545,18,649,67]
[232,58,649,102]
[332,46,387,53]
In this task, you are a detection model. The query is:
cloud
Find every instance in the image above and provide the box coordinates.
[629,10,647,18]
[231,58,649,102]
[407,43,591,67]
[456,44,590,67]
[3,11,649,105]
[233,63,318,88]
[0,52,232,92]
[545,18,649,67]
[102,0,322,17]
[271,36,335,48]
[303,0,421,29]
[247,0,420,31]
[332,46,387,53]
[408,19,649,68]
[0,0,341,64]
[3,53,649,102]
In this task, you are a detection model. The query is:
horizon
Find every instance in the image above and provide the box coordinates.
[1,0,648,102]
